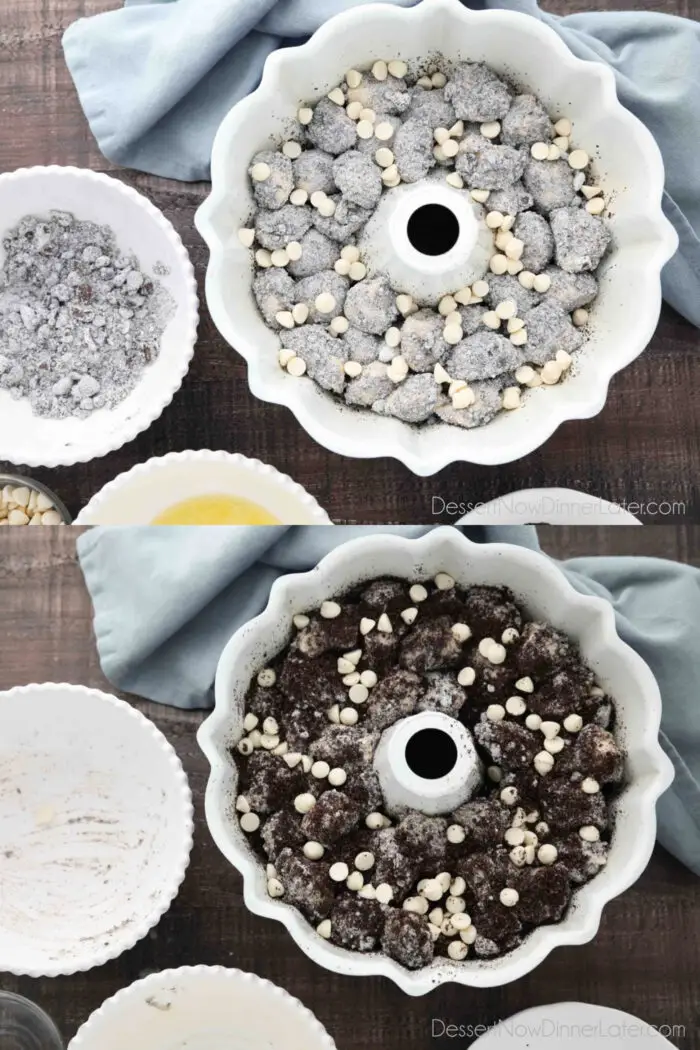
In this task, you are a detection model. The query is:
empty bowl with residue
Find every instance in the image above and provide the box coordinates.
[0,683,194,976]
[68,966,337,1050]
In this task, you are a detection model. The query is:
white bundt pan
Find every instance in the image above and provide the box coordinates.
[198,527,674,994]
[196,0,677,475]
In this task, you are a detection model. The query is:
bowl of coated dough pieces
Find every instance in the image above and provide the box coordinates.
[0,166,198,468]
[197,0,677,475]
[198,527,674,994]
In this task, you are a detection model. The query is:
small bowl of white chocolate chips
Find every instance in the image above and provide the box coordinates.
[197,0,677,475]
[0,474,71,526]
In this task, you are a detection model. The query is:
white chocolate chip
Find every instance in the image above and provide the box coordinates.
[564,714,583,733]
[451,623,472,643]
[409,584,428,603]
[286,356,307,377]
[534,750,555,775]
[311,760,330,779]
[294,793,316,814]
[349,683,369,704]
[486,210,504,229]
[372,60,388,81]
[243,713,259,733]
[400,607,418,625]
[238,228,255,248]
[292,303,310,325]
[328,767,347,787]
[388,59,408,78]
[457,667,476,687]
[582,777,600,794]
[375,883,394,904]
[530,142,549,161]
[240,812,260,833]
[568,149,589,170]
[267,877,284,898]
[505,696,527,716]
[541,721,561,740]
[330,861,349,882]
[487,766,502,783]
[486,703,506,722]
[346,870,364,892]
[544,736,565,754]
[339,707,359,725]
[579,825,601,842]
[502,386,521,411]
[320,600,342,618]
[434,572,455,591]
[360,617,376,635]
[480,120,501,139]
[538,844,558,865]
[500,887,519,907]
[377,613,393,633]
[315,292,337,315]
[298,107,314,125]
[359,669,377,688]
[516,676,534,693]
[447,824,465,844]
[353,851,374,873]
[304,841,325,860]
[290,188,309,206]
[316,919,332,939]
[403,895,429,915]
[251,162,271,182]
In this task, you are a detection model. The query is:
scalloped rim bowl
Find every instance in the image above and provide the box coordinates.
[73,450,332,524]
[0,683,194,977]
[0,167,199,468]
[196,0,677,475]
[68,966,337,1050]
[198,526,674,994]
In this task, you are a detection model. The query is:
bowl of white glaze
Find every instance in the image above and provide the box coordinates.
[68,966,337,1050]
[0,167,198,468]
[74,450,332,524]
[0,683,194,976]
[198,526,673,994]
[196,0,677,474]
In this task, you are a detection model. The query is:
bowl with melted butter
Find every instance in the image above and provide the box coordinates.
[74,450,331,525]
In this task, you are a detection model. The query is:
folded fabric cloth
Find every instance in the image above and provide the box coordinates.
[77,524,700,874]
[62,0,700,325]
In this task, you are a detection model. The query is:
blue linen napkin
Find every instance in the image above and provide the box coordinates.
[62,0,700,326]
[77,524,700,875]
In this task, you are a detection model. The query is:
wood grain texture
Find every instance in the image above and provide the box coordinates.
[1,526,699,1046]
[0,0,699,523]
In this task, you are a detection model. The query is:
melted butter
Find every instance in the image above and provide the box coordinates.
[152,495,280,525]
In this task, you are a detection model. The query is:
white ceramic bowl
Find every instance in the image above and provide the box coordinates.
[470,1002,678,1050]
[74,450,332,524]
[198,526,674,994]
[196,0,677,475]
[0,167,199,467]
[68,966,337,1050]
[0,683,194,976]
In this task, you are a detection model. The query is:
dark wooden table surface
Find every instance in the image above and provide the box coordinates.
[1,0,699,524]
[1,525,700,1047]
